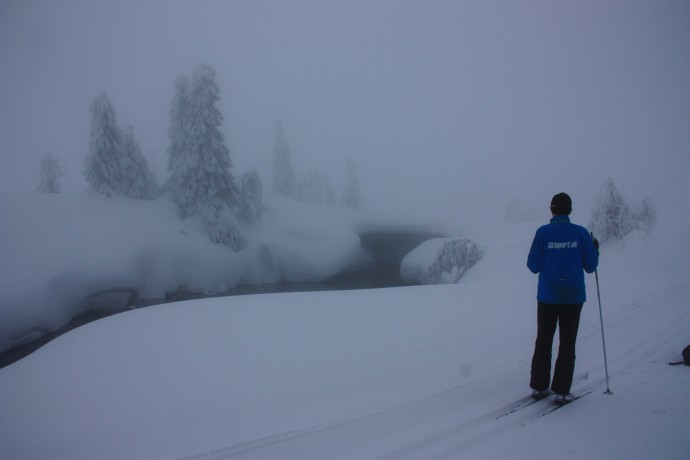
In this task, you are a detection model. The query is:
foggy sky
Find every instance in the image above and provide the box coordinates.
[1,0,688,223]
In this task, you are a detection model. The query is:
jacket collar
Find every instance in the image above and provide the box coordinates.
[550,216,571,224]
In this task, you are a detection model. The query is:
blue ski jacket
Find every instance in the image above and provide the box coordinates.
[527,216,599,305]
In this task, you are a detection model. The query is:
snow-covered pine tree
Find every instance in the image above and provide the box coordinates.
[632,195,656,236]
[84,92,124,196]
[37,152,64,193]
[238,169,264,223]
[589,177,634,243]
[271,120,296,197]
[166,64,241,249]
[121,126,156,199]
[340,158,361,209]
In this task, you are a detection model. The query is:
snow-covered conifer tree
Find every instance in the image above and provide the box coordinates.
[271,120,295,197]
[238,169,264,223]
[84,92,156,199]
[590,177,657,243]
[428,239,483,283]
[37,152,63,193]
[121,126,156,199]
[340,158,361,209]
[84,92,124,196]
[589,177,634,243]
[166,65,240,248]
[632,195,656,236]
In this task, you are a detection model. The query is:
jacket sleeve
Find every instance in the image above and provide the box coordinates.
[527,231,542,274]
[582,231,599,274]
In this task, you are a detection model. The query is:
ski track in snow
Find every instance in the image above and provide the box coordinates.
[180,283,689,460]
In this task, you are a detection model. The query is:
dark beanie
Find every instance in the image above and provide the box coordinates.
[550,193,572,216]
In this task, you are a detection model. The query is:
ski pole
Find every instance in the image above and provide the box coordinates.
[594,266,613,395]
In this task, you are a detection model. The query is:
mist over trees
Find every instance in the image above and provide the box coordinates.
[79,64,366,251]
[37,153,63,193]
[270,122,363,209]
[121,126,157,199]
[295,170,336,205]
[341,158,361,209]
[632,195,656,237]
[167,75,190,194]
[237,169,264,223]
[589,177,656,243]
[271,120,296,198]
[84,92,123,196]
[84,92,156,199]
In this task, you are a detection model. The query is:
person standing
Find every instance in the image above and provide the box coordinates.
[527,193,599,405]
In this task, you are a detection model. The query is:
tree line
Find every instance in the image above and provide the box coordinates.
[38,64,362,250]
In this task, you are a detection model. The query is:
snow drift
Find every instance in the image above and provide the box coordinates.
[401,238,483,285]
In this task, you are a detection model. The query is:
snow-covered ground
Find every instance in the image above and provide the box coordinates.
[0,190,688,459]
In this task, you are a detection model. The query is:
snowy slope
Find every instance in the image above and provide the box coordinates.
[1,204,688,459]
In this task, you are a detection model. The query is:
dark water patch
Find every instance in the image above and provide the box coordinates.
[0,306,134,370]
[359,229,444,268]
[164,267,416,306]
[0,272,412,369]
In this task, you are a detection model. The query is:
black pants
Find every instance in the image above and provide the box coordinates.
[530,302,583,395]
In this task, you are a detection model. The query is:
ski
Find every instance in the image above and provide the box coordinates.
[521,389,593,426]
[495,394,548,420]
[496,371,589,420]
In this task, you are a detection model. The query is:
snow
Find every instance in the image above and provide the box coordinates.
[0,192,369,353]
[401,238,456,284]
[0,191,689,459]
[401,237,483,285]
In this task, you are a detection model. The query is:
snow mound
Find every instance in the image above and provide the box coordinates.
[401,237,483,285]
